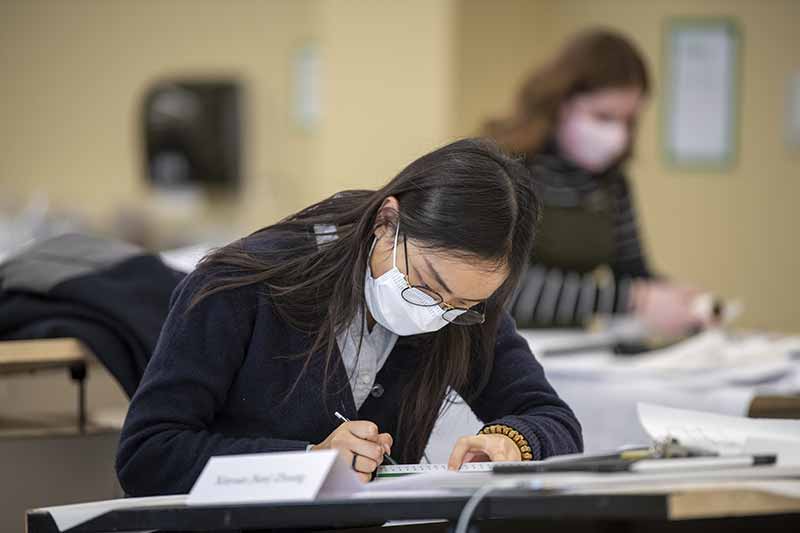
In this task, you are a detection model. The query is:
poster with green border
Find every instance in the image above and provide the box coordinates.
[662,18,741,171]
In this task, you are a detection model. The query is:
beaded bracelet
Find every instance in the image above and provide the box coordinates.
[479,424,534,461]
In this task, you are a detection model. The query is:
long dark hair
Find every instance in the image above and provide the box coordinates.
[484,28,650,161]
[191,138,539,461]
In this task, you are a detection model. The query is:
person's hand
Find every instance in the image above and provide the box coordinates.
[447,434,522,470]
[630,281,711,338]
[311,420,393,483]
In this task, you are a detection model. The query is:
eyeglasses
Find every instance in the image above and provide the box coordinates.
[400,234,486,326]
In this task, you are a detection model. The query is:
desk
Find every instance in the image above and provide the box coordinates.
[26,486,800,533]
[0,337,89,374]
[749,394,800,419]
[0,338,91,432]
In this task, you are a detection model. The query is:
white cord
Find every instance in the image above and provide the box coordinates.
[454,483,500,533]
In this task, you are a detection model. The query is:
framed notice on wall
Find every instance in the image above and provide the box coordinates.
[663,18,741,170]
[291,43,321,132]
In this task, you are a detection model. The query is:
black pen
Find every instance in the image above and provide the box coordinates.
[334,411,399,466]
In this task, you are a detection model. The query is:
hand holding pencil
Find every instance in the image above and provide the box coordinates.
[310,411,396,483]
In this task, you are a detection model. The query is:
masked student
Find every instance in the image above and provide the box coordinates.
[486,29,716,337]
[115,139,582,495]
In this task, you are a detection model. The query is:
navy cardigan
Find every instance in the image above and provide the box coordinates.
[116,234,583,497]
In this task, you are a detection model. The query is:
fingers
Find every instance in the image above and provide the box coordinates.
[346,420,380,441]
[344,421,388,462]
[325,420,393,478]
[448,435,520,470]
[352,453,379,475]
[462,451,490,464]
[448,435,482,470]
[340,447,379,483]
[329,426,384,464]
[376,432,393,456]
[342,451,372,484]
[348,436,385,464]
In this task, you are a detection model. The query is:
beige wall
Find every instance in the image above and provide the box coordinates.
[2,0,798,331]
[456,0,800,332]
[0,0,456,239]
[316,0,457,196]
[0,0,318,237]
[0,0,459,430]
[455,0,556,137]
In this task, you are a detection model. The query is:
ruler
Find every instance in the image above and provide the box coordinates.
[375,462,497,478]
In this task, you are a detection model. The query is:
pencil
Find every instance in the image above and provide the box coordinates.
[333,411,399,466]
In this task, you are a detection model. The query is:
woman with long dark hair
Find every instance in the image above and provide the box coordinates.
[486,29,715,337]
[116,138,582,495]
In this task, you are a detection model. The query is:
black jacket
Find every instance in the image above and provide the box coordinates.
[0,234,183,396]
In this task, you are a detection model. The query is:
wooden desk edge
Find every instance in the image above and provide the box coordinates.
[669,487,800,520]
[748,394,800,419]
[0,338,92,371]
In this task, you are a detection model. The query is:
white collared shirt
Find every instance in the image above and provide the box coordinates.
[337,312,397,409]
[315,225,398,410]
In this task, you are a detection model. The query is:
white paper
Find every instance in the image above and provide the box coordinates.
[35,495,187,532]
[367,469,494,492]
[536,330,800,387]
[187,449,361,505]
[668,25,736,163]
[519,328,617,356]
[354,489,464,500]
[638,402,800,455]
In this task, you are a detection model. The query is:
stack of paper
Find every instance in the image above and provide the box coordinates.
[637,402,800,461]
[536,330,800,387]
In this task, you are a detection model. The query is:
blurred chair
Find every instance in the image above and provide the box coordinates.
[0,337,122,533]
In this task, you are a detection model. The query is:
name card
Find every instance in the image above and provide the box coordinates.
[187,449,362,505]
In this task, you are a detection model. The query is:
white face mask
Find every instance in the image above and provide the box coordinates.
[557,113,628,173]
[364,223,458,336]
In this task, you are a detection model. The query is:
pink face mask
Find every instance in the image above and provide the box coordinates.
[556,112,629,173]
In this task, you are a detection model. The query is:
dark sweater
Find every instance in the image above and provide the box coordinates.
[511,151,653,327]
[528,151,651,279]
[116,234,583,497]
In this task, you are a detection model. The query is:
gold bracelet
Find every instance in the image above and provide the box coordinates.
[479,424,534,461]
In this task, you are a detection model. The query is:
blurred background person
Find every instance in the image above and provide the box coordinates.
[485,29,715,338]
